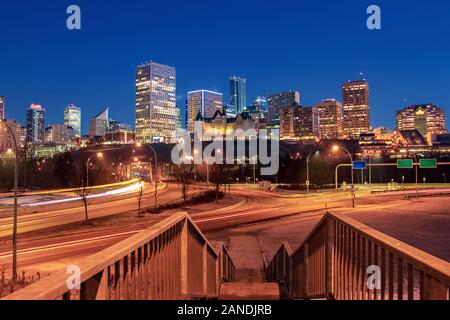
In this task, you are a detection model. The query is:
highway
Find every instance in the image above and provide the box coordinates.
[2,184,449,277]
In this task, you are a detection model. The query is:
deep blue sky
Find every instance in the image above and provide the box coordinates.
[1,0,449,134]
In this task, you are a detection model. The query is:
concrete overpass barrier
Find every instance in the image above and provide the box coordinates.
[3,212,235,300]
[266,211,450,300]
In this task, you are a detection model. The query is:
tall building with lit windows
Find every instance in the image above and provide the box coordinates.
[229,76,246,115]
[342,80,370,139]
[188,90,223,132]
[268,91,300,125]
[397,104,446,142]
[64,104,81,137]
[135,61,177,143]
[314,99,343,139]
[0,96,5,120]
[26,103,46,142]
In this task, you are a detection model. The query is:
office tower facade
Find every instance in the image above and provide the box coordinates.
[253,96,268,112]
[45,124,75,143]
[229,76,246,115]
[135,61,177,143]
[0,96,4,120]
[89,108,109,137]
[108,120,131,132]
[175,107,182,129]
[26,104,45,142]
[342,80,370,139]
[0,119,23,155]
[279,105,301,139]
[299,106,319,141]
[64,104,81,137]
[397,104,446,140]
[268,91,300,125]
[314,99,343,139]
[188,90,223,132]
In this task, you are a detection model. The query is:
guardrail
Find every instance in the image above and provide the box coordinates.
[3,212,235,300]
[404,191,450,200]
[266,211,450,300]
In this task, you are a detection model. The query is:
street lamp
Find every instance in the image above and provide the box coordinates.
[306,151,319,193]
[86,152,103,187]
[332,145,355,208]
[1,121,19,281]
[136,143,158,207]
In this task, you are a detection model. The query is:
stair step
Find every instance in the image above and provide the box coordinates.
[219,282,280,300]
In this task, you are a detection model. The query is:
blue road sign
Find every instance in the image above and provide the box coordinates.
[352,161,367,170]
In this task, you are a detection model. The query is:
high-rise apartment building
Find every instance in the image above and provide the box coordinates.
[64,104,81,137]
[136,61,177,143]
[0,119,23,155]
[299,106,319,141]
[188,90,223,132]
[89,108,109,137]
[26,104,45,142]
[253,96,268,112]
[279,105,301,140]
[268,91,300,125]
[229,76,246,115]
[314,99,343,139]
[397,104,446,141]
[45,124,75,143]
[342,80,370,139]
[0,96,5,120]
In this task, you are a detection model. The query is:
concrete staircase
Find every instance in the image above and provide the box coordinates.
[218,235,280,300]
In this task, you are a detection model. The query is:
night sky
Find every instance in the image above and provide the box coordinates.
[1,0,449,134]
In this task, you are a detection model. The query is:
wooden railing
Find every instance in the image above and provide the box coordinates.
[266,211,450,300]
[4,212,235,300]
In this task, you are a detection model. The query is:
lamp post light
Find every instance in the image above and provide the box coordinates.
[86,152,103,187]
[332,145,355,208]
[137,143,158,208]
[1,121,19,281]
[306,151,319,193]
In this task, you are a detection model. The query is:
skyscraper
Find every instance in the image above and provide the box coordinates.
[26,104,45,142]
[253,96,268,112]
[89,108,109,137]
[64,104,81,137]
[397,104,446,141]
[0,119,23,155]
[268,91,300,125]
[314,99,343,139]
[0,96,4,120]
[135,61,177,143]
[188,90,223,132]
[342,80,370,139]
[229,76,246,115]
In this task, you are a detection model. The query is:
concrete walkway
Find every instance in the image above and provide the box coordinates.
[227,235,265,282]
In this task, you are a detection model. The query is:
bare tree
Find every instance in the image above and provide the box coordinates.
[176,164,194,207]
[209,163,227,202]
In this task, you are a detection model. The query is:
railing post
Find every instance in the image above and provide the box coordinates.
[303,243,309,298]
[423,274,449,300]
[326,218,336,299]
[80,269,109,300]
[203,243,208,296]
[180,219,189,297]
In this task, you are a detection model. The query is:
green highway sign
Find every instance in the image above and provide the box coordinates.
[397,159,414,169]
[419,159,437,169]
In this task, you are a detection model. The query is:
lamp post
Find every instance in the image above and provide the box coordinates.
[306,151,318,193]
[333,145,355,208]
[137,143,158,207]
[86,152,103,187]
[1,121,19,281]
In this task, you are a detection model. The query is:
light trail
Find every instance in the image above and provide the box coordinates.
[20,181,144,208]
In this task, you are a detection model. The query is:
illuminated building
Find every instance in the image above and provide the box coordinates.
[229,76,246,115]
[396,104,446,143]
[299,106,319,141]
[279,105,301,140]
[64,104,81,137]
[188,90,223,132]
[104,130,135,144]
[89,108,109,137]
[0,119,24,157]
[26,104,46,142]
[194,111,256,141]
[314,99,343,139]
[45,124,75,143]
[136,61,177,143]
[253,96,268,112]
[342,80,370,139]
[268,91,300,125]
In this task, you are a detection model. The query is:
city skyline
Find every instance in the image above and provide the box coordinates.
[1,1,450,133]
